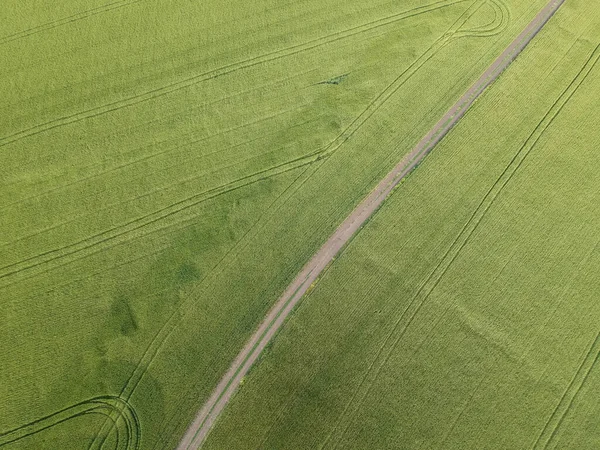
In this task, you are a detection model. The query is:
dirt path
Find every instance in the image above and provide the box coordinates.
[177,1,565,448]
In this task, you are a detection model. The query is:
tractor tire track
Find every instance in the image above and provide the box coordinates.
[0,0,484,288]
[0,152,321,289]
[0,396,140,450]
[0,0,143,46]
[532,332,600,450]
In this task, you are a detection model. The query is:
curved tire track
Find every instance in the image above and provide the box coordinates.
[0,396,140,450]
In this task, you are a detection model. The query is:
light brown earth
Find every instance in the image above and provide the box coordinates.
[177,0,565,448]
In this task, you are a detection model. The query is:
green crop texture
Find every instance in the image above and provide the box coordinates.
[0,0,577,448]
[202,1,600,449]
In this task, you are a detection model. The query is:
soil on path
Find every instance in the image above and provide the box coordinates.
[177,0,565,448]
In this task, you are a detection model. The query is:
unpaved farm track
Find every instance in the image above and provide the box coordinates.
[177,0,565,448]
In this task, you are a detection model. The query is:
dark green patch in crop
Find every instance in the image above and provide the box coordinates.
[317,73,349,85]
[110,294,139,337]
[176,261,202,285]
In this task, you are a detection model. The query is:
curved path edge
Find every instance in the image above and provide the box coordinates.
[177,0,565,448]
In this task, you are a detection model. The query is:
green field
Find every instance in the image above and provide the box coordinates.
[0,0,583,449]
[201,1,600,449]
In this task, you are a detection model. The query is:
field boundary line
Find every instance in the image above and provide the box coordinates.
[2,1,471,449]
[0,151,323,287]
[177,1,565,449]
[0,0,474,289]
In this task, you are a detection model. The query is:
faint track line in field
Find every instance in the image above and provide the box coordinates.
[87,163,320,450]
[0,154,320,289]
[0,0,478,286]
[1,113,319,241]
[143,167,313,450]
[0,0,469,150]
[455,0,510,38]
[0,0,143,46]
[0,396,139,450]
[437,374,488,448]
[325,21,600,450]
[251,386,305,450]
[1,65,320,204]
[532,332,600,450]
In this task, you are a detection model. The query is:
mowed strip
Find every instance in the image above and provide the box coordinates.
[177,0,566,448]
